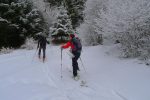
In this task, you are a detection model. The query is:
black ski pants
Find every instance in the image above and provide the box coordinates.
[38,47,46,59]
[72,51,81,77]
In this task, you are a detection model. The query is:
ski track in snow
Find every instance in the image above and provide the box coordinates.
[113,91,128,100]
[0,46,150,100]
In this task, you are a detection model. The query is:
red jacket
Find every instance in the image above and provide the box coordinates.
[62,40,75,50]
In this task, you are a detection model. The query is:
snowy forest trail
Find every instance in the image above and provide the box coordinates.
[0,45,150,100]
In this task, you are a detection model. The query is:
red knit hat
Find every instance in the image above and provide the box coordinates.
[70,34,75,38]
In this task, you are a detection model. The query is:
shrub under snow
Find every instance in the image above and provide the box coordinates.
[79,0,150,59]
[21,38,37,50]
[0,47,13,55]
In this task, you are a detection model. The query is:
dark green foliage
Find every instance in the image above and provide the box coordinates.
[21,9,44,37]
[0,3,9,16]
[64,0,86,29]
[0,0,17,4]
[0,19,25,48]
[45,0,62,7]
[0,0,45,48]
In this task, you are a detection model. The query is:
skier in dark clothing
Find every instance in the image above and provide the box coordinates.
[61,34,82,80]
[37,35,49,62]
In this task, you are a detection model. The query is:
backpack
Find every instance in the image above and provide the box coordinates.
[71,37,82,52]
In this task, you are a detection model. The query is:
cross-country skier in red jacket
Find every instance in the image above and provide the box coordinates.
[61,34,81,80]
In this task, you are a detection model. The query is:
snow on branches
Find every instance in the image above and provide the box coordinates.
[79,0,150,59]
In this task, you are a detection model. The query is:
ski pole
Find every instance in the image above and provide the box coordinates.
[61,48,63,78]
[80,57,86,73]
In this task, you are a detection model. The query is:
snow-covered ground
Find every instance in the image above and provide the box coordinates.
[0,45,150,100]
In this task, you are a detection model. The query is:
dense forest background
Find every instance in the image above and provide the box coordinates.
[1,0,150,60]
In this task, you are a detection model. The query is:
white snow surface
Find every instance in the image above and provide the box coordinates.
[0,45,150,100]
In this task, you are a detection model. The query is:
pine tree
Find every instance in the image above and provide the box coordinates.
[50,6,73,44]
[45,0,86,29]
[0,0,45,48]
[46,0,62,7]
[64,0,86,29]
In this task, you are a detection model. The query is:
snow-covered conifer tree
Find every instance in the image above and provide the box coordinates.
[50,6,73,43]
